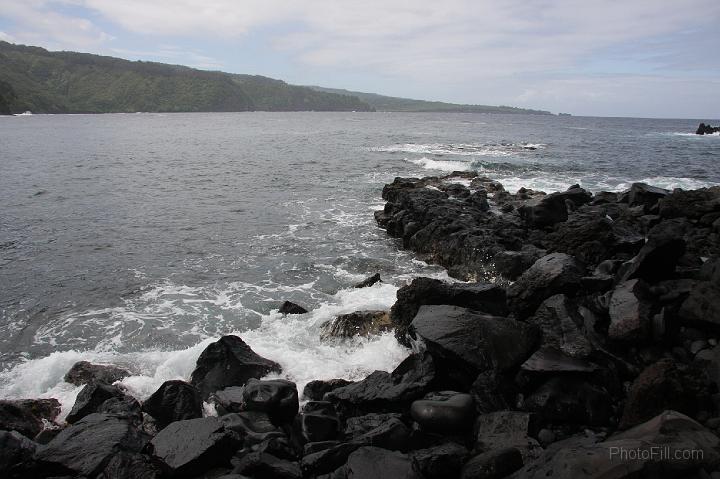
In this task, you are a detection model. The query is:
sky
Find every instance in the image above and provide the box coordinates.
[0,0,719,118]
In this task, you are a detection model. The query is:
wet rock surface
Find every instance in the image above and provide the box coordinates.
[142,380,203,428]
[64,361,132,386]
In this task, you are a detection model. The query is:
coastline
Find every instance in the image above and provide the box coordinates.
[3,172,720,478]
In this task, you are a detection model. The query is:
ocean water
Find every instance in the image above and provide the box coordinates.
[0,112,718,419]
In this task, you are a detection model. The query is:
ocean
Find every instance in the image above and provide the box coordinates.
[0,111,718,418]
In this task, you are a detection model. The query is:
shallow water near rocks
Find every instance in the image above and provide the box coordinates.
[1,112,718,417]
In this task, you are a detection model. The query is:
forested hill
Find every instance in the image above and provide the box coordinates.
[308,86,552,114]
[0,42,373,114]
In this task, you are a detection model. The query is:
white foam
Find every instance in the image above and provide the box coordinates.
[0,283,410,422]
[407,157,474,172]
[373,142,544,157]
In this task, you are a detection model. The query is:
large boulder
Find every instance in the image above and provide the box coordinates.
[526,294,593,359]
[211,386,245,415]
[302,379,354,401]
[519,185,592,228]
[411,305,539,389]
[607,279,653,342]
[66,382,128,424]
[343,412,403,440]
[461,447,524,479]
[96,451,164,479]
[679,280,720,328]
[64,361,131,386]
[241,378,299,425]
[232,451,301,479]
[474,411,540,461]
[616,219,686,283]
[626,183,670,212]
[619,359,712,429]
[320,310,391,339]
[390,277,508,343]
[142,380,203,428]
[334,447,421,479]
[510,410,720,478]
[410,391,475,435]
[190,335,282,399]
[220,411,284,447]
[522,377,612,427]
[0,398,61,439]
[326,353,436,418]
[35,413,149,477]
[411,442,469,479]
[0,430,38,478]
[301,401,340,442]
[150,416,242,476]
[278,301,308,315]
[507,253,585,319]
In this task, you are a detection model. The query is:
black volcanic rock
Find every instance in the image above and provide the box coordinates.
[302,379,354,401]
[411,305,539,389]
[232,451,301,479]
[390,277,508,344]
[616,219,686,283]
[142,380,203,428]
[410,391,475,434]
[190,335,282,399]
[0,430,37,479]
[340,447,420,479]
[325,353,436,418]
[696,122,720,135]
[241,378,299,425]
[278,301,308,315]
[301,401,340,442]
[35,413,149,477]
[626,182,670,212]
[354,273,381,288]
[150,416,242,476]
[320,310,391,339]
[411,442,469,479]
[607,279,653,342]
[64,360,131,386]
[519,186,592,228]
[461,447,523,479]
[0,398,60,439]
[526,295,594,358]
[66,382,128,424]
[96,451,164,479]
[507,253,585,319]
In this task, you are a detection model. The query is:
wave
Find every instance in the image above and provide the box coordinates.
[371,142,545,156]
[668,132,720,137]
[0,282,413,421]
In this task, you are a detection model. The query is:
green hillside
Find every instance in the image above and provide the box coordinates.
[308,86,552,114]
[0,42,373,114]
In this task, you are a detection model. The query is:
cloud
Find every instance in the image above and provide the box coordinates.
[0,0,718,116]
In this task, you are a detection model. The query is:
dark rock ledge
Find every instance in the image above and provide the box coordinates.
[4,173,720,478]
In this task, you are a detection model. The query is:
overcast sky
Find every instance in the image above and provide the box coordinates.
[1,0,719,118]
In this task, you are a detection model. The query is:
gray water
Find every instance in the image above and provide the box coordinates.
[0,112,718,414]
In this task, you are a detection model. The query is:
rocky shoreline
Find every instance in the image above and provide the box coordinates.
[2,172,720,478]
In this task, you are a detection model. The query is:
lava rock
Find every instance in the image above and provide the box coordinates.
[474,411,540,460]
[411,442,469,479]
[616,219,687,283]
[142,380,203,428]
[190,335,282,399]
[679,280,720,328]
[522,377,612,427]
[338,447,420,479]
[232,451,301,479]
[390,277,508,344]
[697,123,720,135]
[491,246,546,280]
[302,379,354,401]
[212,386,245,415]
[0,398,61,439]
[626,182,670,212]
[410,391,475,434]
[526,294,594,359]
[242,378,299,425]
[64,361,131,386]
[96,451,164,479]
[353,417,411,451]
[320,310,391,339]
[35,413,149,477]
[326,352,436,418]
[607,279,653,342]
[221,411,285,447]
[411,305,539,389]
[461,447,523,479]
[511,410,720,478]
[619,359,712,429]
[150,416,242,476]
[278,301,308,315]
[343,412,403,440]
[519,186,592,228]
[97,395,142,423]
[66,382,128,424]
[301,401,340,442]
[300,441,364,476]
[520,348,600,374]
[354,273,382,288]
[507,253,585,319]
[0,430,38,478]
